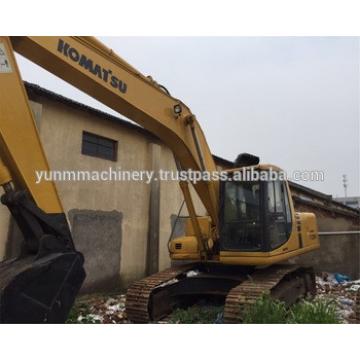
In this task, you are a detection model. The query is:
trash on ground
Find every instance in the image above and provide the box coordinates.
[316,272,359,323]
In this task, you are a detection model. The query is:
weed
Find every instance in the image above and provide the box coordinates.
[169,305,224,324]
[289,298,341,324]
[243,295,288,324]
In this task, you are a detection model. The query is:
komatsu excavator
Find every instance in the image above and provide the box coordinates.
[0,36,319,323]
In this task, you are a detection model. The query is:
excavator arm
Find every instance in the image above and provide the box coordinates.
[0,36,220,323]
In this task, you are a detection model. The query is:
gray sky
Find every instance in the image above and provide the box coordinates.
[15,37,359,197]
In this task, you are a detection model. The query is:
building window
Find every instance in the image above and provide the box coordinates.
[81,131,118,161]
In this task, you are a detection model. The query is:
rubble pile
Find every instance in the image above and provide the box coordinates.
[315,272,360,323]
[72,294,129,324]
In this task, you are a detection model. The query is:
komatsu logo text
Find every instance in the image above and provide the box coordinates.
[57,39,127,94]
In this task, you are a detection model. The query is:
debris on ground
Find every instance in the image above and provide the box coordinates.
[66,272,359,324]
[334,273,350,284]
[315,272,360,323]
[67,293,129,324]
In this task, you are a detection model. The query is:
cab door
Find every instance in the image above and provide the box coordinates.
[265,180,293,251]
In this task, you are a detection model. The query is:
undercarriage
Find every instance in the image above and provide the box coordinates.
[125,263,316,323]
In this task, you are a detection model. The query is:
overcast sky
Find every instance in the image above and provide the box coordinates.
[15,37,359,197]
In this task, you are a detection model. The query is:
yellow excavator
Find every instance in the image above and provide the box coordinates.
[0,36,319,323]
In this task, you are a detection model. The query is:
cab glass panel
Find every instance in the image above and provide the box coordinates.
[219,174,292,252]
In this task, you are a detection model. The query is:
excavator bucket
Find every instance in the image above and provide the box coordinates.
[0,251,85,323]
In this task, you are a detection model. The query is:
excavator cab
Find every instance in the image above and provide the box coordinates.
[219,163,319,266]
[219,172,293,252]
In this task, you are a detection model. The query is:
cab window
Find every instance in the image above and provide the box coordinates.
[267,180,292,250]
[221,181,262,251]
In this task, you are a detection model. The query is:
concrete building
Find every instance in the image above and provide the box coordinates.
[0,82,359,294]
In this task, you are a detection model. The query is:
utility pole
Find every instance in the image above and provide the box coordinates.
[342,174,348,198]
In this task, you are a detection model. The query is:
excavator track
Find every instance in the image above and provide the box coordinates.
[126,263,196,323]
[126,263,316,323]
[224,264,316,323]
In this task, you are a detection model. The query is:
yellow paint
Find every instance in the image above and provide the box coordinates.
[0,37,63,213]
